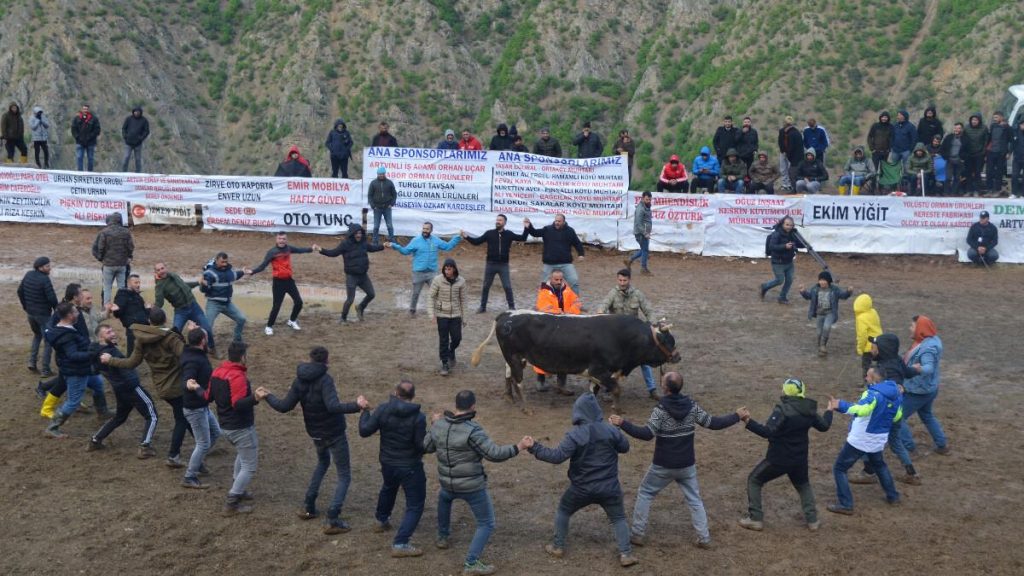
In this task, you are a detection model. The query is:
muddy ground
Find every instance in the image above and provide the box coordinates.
[0,222,1021,576]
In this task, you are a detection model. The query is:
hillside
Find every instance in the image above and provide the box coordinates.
[0,0,1021,190]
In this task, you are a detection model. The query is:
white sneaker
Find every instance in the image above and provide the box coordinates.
[1010,194,1019,199]
[287,320,301,331]
[264,326,274,336]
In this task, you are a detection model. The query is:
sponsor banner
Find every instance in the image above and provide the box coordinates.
[802,195,901,227]
[202,177,363,233]
[387,208,620,248]
[362,147,491,213]
[130,202,197,226]
[620,192,712,253]
[703,194,804,257]
[490,151,627,218]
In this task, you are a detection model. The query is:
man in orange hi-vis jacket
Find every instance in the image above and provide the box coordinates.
[533,269,581,395]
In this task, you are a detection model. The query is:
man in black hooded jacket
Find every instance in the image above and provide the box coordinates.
[320,220,384,323]
[489,123,513,151]
[121,107,150,172]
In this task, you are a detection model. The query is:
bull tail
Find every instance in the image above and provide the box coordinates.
[470,319,499,367]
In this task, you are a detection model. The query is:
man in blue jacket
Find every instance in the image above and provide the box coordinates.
[689,146,720,193]
[201,252,249,346]
[387,222,461,315]
[529,393,638,568]
[802,118,830,165]
[891,110,918,170]
[324,119,353,178]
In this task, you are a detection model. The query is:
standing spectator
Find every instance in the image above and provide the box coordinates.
[423,389,528,576]
[18,256,58,375]
[609,372,745,550]
[907,143,934,195]
[572,121,604,158]
[778,116,804,191]
[529,393,637,568]
[92,211,134,306]
[43,303,107,438]
[525,214,585,295]
[111,274,148,356]
[802,118,830,165]
[917,106,944,146]
[853,293,883,379]
[626,192,652,273]
[153,262,216,355]
[748,151,780,194]
[794,149,829,194]
[898,316,950,456]
[737,378,832,532]
[71,104,101,172]
[488,123,513,151]
[510,135,528,152]
[986,111,1013,197]
[200,252,248,344]
[259,346,361,533]
[1,102,28,164]
[458,129,484,151]
[120,107,150,172]
[962,113,989,196]
[461,214,528,313]
[325,119,354,178]
[612,129,636,184]
[656,154,688,192]
[966,210,998,265]
[437,129,458,150]
[717,148,747,193]
[838,147,875,195]
[369,166,397,244]
[759,216,804,304]
[29,106,50,168]
[386,222,461,315]
[689,146,720,193]
[211,342,260,516]
[320,222,384,323]
[89,323,159,456]
[940,123,966,196]
[712,115,740,161]
[533,127,562,157]
[275,145,312,177]
[890,110,918,170]
[358,380,428,558]
[1012,117,1024,199]
[736,116,760,168]
[798,271,853,357]
[598,268,658,398]
[179,327,219,489]
[371,121,398,147]
[429,259,467,377]
[867,111,894,169]
[249,232,320,335]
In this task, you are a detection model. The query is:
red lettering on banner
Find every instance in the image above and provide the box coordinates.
[287,181,311,190]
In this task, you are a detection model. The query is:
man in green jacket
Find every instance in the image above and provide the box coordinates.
[598,268,659,399]
[423,390,529,576]
[154,262,216,356]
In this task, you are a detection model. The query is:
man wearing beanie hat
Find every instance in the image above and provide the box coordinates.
[18,257,58,375]
[799,271,853,357]
[368,166,397,245]
[437,129,458,150]
[738,378,833,531]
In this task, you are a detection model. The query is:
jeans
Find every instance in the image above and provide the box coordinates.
[436,317,463,364]
[898,390,947,451]
[224,426,259,496]
[27,313,53,371]
[479,262,514,310]
[761,262,794,302]
[891,149,911,171]
[631,463,709,542]
[94,385,159,446]
[372,207,395,244]
[34,141,50,168]
[945,159,963,196]
[342,273,375,320]
[746,459,817,523]
[886,421,915,468]
[305,435,351,521]
[640,365,655,391]
[165,396,193,459]
[75,144,96,171]
[833,442,899,509]
[173,301,215,350]
[183,406,221,480]
[268,277,302,327]
[628,234,649,270]
[409,271,434,312]
[779,156,793,189]
[795,179,822,194]
[689,174,716,193]
[437,488,495,565]
[717,177,745,193]
[121,143,143,172]
[986,150,1008,192]
[964,154,985,193]
[838,175,866,187]
[554,486,631,554]
[330,155,349,179]
[967,247,999,264]
[376,463,427,546]
[206,299,247,343]
[816,314,836,347]
[101,266,128,306]
[540,263,580,295]
[57,374,106,418]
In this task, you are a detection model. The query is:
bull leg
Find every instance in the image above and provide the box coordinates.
[503,365,515,403]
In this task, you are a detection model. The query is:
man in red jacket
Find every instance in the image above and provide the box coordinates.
[249,232,320,335]
[458,129,483,151]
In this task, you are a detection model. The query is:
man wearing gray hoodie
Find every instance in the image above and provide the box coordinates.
[29,106,50,168]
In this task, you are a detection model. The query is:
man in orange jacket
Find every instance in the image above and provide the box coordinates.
[533,269,580,395]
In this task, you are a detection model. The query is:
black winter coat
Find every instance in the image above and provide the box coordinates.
[713,126,741,160]
[45,325,95,377]
[916,115,944,146]
[737,127,760,159]
[526,224,584,265]
[71,113,101,146]
[265,362,359,441]
[966,222,998,249]
[97,343,142,391]
[746,396,832,467]
[112,288,148,328]
[17,269,58,317]
[767,227,805,265]
[778,126,804,164]
[465,227,528,263]
[320,224,384,275]
[180,346,214,409]
[275,159,312,178]
[359,396,427,467]
[795,159,829,181]
[121,113,150,146]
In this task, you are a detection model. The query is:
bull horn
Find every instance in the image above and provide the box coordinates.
[659,323,673,332]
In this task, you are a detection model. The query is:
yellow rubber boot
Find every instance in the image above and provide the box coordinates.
[19,155,28,164]
[852,185,861,196]
[838,185,848,196]
[40,392,60,419]
[2,157,11,164]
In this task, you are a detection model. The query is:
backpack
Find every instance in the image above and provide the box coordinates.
[764,229,774,256]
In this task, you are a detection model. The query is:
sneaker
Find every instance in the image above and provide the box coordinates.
[777,298,790,305]
[440,362,450,377]
[45,427,68,439]
[647,389,660,401]
[848,471,877,485]
[323,520,351,535]
[619,553,639,567]
[165,455,184,469]
[934,445,951,456]
[817,346,827,357]
[535,374,550,392]
[391,544,423,558]
[373,520,392,533]
[435,536,450,549]
[738,516,763,531]
[450,354,457,368]
[640,268,652,275]
[87,438,105,452]
[223,499,254,516]
[198,463,210,476]
[239,491,255,501]
[356,306,365,322]
[900,473,922,486]
[181,476,209,490]
[286,320,301,331]
[826,503,854,516]
[694,538,713,550]
[629,534,645,547]
[137,444,156,459]
[544,543,563,558]
[462,560,496,575]
[264,326,274,336]
[34,381,46,399]
[40,369,53,378]
[297,509,319,520]
[339,317,349,325]
[807,520,821,531]
[476,307,487,314]
[408,310,416,317]
[887,497,902,506]
[27,365,38,373]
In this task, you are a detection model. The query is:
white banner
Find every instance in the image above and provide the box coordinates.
[704,195,804,257]
[130,202,196,226]
[620,192,711,253]
[202,177,363,233]
[490,151,627,218]
[362,147,491,212]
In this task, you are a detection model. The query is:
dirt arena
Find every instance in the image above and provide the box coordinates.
[1,222,1021,575]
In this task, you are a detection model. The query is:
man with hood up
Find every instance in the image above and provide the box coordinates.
[689,146,720,193]
[121,107,150,172]
[717,148,747,193]
[737,378,832,532]
[71,104,101,171]
[839,147,875,195]
[1,102,28,163]
[93,211,135,306]
[794,148,828,194]
[437,129,458,150]
[29,106,50,168]
[890,110,918,170]
[320,222,384,323]
[916,107,944,147]
[610,372,745,550]
[748,150,780,194]
[656,154,688,192]
[387,221,461,315]
[325,119,354,178]
[986,111,1013,196]
[867,111,893,169]
[260,346,363,534]
[907,142,934,195]
[488,123,513,151]
[528,393,638,568]
[777,116,804,191]
[428,258,467,377]
[275,145,312,177]
[962,113,989,196]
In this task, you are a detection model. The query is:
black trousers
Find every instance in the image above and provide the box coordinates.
[166,395,192,458]
[342,273,375,319]
[4,137,27,159]
[986,151,1008,192]
[33,141,49,167]
[964,154,985,192]
[268,277,302,327]
[480,262,514,310]
[93,385,159,445]
[330,156,349,179]
[436,317,462,364]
